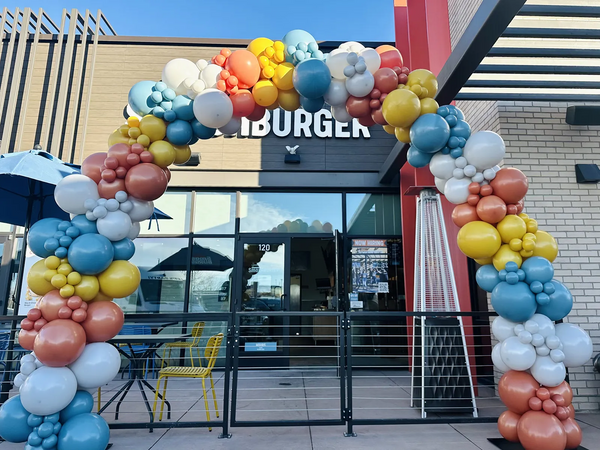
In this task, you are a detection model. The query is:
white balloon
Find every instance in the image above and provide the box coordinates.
[492,316,518,342]
[193,89,233,129]
[14,373,26,388]
[546,335,561,350]
[69,343,121,389]
[97,210,133,242]
[331,105,352,123]
[555,323,593,367]
[530,314,555,338]
[115,191,128,203]
[429,153,455,180]
[54,175,99,215]
[452,168,465,179]
[20,354,35,364]
[536,345,550,356]
[105,199,119,212]
[518,330,533,345]
[199,64,223,89]
[119,200,133,214]
[434,177,447,194]
[20,362,36,376]
[463,131,506,171]
[524,320,539,334]
[530,355,566,387]
[500,336,536,371]
[345,71,375,98]
[532,333,545,347]
[324,79,349,106]
[162,58,200,96]
[218,116,242,135]
[472,173,484,184]
[127,197,154,222]
[514,324,525,334]
[492,343,510,373]
[463,165,477,178]
[443,177,472,205]
[550,349,565,363]
[455,156,467,169]
[359,48,381,74]
[326,51,350,80]
[20,366,77,416]
[339,41,365,52]
[128,221,141,240]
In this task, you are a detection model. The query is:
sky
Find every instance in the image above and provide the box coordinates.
[8,1,395,42]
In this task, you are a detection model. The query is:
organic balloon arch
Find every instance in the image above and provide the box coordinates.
[0,29,592,450]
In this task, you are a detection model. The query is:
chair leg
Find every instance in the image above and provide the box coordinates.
[189,345,193,368]
[153,377,161,420]
[210,373,219,418]
[97,387,101,413]
[160,377,168,421]
[202,378,211,431]
[197,347,203,368]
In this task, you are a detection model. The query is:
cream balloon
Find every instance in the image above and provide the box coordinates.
[326,50,350,80]
[54,175,99,215]
[359,48,381,74]
[162,58,200,95]
[199,64,223,89]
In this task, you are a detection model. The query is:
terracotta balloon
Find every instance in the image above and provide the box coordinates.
[81,152,107,184]
[108,143,132,170]
[124,163,168,201]
[566,404,576,419]
[549,381,574,406]
[81,301,124,342]
[476,195,507,224]
[498,371,539,414]
[231,89,256,117]
[562,417,582,449]
[498,410,521,442]
[490,167,528,204]
[358,115,376,127]
[517,411,566,450]
[371,108,386,125]
[346,96,371,118]
[98,178,127,200]
[33,319,86,367]
[373,68,399,94]
[163,168,171,183]
[225,49,260,89]
[452,203,479,228]
[38,290,68,322]
[18,329,37,351]
[247,104,266,121]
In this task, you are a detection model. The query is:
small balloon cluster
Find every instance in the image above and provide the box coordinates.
[405,102,592,449]
[266,219,333,234]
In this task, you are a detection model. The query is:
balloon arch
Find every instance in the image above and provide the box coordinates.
[0,29,591,450]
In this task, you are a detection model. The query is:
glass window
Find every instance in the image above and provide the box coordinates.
[0,223,12,233]
[194,193,236,234]
[115,238,189,313]
[189,238,235,313]
[346,194,401,235]
[140,192,192,236]
[239,192,342,233]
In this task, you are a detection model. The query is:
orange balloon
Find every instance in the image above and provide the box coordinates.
[98,178,127,200]
[490,167,529,204]
[81,152,107,184]
[498,371,540,415]
[81,301,124,342]
[566,404,576,419]
[38,290,68,322]
[225,50,260,89]
[476,195,507,224]
[452,203,479,228]
[548,381,574,407]
[376,45,403,69]
[34,319,86,367]
[561,417,582,449]
[498,410,521,442]
[517,411,566,450]
[18,329,38,351]
[231,89,256,117]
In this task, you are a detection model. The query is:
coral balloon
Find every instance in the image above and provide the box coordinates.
[225,50,260,89]
[18,329,38,351]
[490,167,529,204]
[498,371,539,414]
[34,320,86,366]
[81,153,107,184]
[498,410,521,442]
[476,195,507,224]
[452,203,479,228]
[346,96,371,118]
[376,45,403,69]
[98,178,126,200]
[107,143,132,170]
[562,417,582,449]
[517,411,566,450]
[38,290,68,322]
[124,163,168,201]
[373,68,399,94]
[231,89,257,117]
[548,381,573,406]
[81,301,124,342]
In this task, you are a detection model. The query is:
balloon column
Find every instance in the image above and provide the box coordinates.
[405,105,591,446]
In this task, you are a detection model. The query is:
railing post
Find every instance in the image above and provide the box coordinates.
[343,315,356,437]
[218,311,235,439]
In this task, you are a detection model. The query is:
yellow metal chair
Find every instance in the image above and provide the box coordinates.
[160,321,205,368]
[153,333,223,430]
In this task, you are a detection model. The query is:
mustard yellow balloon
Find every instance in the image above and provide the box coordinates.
[278,89,300,111]
[383,125,395,135]
[248,37,274,57]
[407,69,438,98]
[493,244,523,271]
[98,260,141,299]
[119,124,130,137]
[139,115,167,142]
[273,62,295,91]
[89,292,113,303]
[51,273,67,289]
[394,126,411,144]
[457,221,502,260]
[128,127,141,139]
[74,275,100,302]
[137,134,151,148]
[266,99,280,110]
[148,140,176,168]
[128,138,137,145]
[44,269,57,282]
[172,144,191,165]
[45,256,60,270]
[496,215,527,244]
[60,284,75,298]
[57,263,72,276]
[532,230,558,262]
[253,80,278,107]
[108,129,130,147]
[67,271,82,286]
[520,249,534,258]
[420,97,439,115]
[127,116,140,128]
[382,89,421,128]
[475,257,493,266]
[27,260,55,296]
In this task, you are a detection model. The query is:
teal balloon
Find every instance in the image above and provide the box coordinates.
[166,120,193,145]
[409,113,451,153]
[59,391,94,424]
[537,280,573,321]
[299,96,324,113]
[191,119,215,140]
[521,256,554,284]
[292,59,331,99]
[0,395,34,442]
[450,119,471,140]
[172,95,194,121]
[407,145,433,168]
[57,414,109,450]
[491,281,537,322]
[67,234,114,275]
[476,264,501,293]
[70,215,97,235]
[128,80,156,116]
[28,218,62,258]
[282,29,317,64]
[112,238,135,261]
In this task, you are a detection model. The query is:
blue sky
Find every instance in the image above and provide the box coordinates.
[8,1,395,42]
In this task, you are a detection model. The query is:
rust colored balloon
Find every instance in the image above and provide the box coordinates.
[101,169,116,183]
[67,296,83,310]
[537,388,550,401]
[18,329,37,350]
[21,318,34,331]
[81,301,124,342]
[81,152,107,184]
[108,143,132,170]
[71,309,87,323]
[33,319,86,367]
[247,104,266,121]
[373,68,399,94]
[556,406,570,421]
[507,204,518,215]
[552,394,566,407]
[131,143,144,154]
[358,115,375,127]
[562,417,582,449]
[27,308,42,321]
[225,49,260,89]
[490,167,529,204]
[566,404,575,419]
[124,163,168,201]
[346,96,371,118]
[34,318,47,331]
[543,399,557,415]
[476,195,507,224]
[528,397,542,411]
[480,184,493,197]
[371,108,387,125]
[467,194,480,206]
[452,203,479,228]
[549,381,574,406]
[498,410,521,442]
[115,166,128,179]
[468,182,480,195]
[231,89,256,117]
[517,411,566,450]
[104,156,119,170]
[140,151,154,163]
[499,371,539,415]
[516,199,525,214]
[57,306,72,319]
[98,178,127,200]
[39,290,68,322]
[163,168,171,183]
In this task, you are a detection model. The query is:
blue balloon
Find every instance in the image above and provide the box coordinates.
[43,434,58,448]
[450,119,471,140]
[191,119,216,140]
[407,145,434,168]
[446,105,465,120]
[67,234,114,275]
[59,391,94,424]
[128,80,156,116]
[172,95,194,121]
[536,280,573,321]
[70,215,97,235]
[409,114,451,153]
[300,95,324,113]
[521,256,554,284]
[55,247,68,259]
[476,264,501,293]
[57,414,109,450]
[0,395,34,442]
[491,281,537,322]
[166,120,193,145]
[282,29,317,63]
[292,59,331,99]
[28,218,62,258]
[28,431,42,446]
[37,422,54,439]
[450,148,463,158]
[112,238,136,261]
[163,110,177,122]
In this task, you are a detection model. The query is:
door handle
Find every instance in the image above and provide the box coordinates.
[280,294,287,311]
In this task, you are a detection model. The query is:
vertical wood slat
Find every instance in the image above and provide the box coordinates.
[0,7,20,148]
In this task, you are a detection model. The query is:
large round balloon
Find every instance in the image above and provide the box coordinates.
[124,163,168,202]
[162,58,200,95]
[498,370,539,414]
[536,280,573,321]
[532,230,558,262]
[127,197,154,222]
[68,233,114,275]
[98,260,140,298]
[409,114,451,153]
[0,395,34,442]
[555,322,593,367]
[492,281,537,323]
[59,390,94,423]
[193,88,233,128]
[406,145,434,168]
[74,275,100,302]
[28,218,62,258]
[128,80,156,116]
[500,336,536,371]
[452,203,479,228]
[112,238,135,261]
[139,114,166,141]
[457,221,501,259]
[490,167,529,205]
[462,131,505,170]
[476,195,506,224]
[497,410,520,442]
[81,301,124,342]
[27,259,55,296]
[20,366,77,416]
[165,120,193,146]
[517,411,567,450]
[382,89,420,128]
[54,175,100,215]
[444,177,472,205]
[292,59,331,99]
[69,342,121,389]
[58,413,110,450]
[429,153,456,180]
[476,265,501,293]
[97,210,133,242]
[38,290,68,321]
[34,319,86,367]
[81,153,107,184]
[324,78,349,106]
[225,50,260,89]
[70,214,98,235]
[531,355,566,387]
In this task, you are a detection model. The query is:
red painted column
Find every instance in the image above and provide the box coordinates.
[394,0,411,68]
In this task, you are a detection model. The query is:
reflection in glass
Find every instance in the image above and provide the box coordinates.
[239,193,342,233]
[194,193,236,234]
[346,194,401,235]
[140,192,192,236]
[189,238,235,312]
